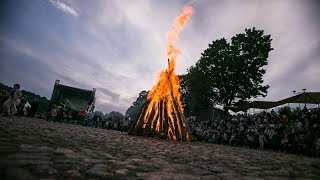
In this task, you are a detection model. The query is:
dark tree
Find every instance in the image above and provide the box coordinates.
[185,27,273,112]
[180,74,208,117]
[106,111,125,122]
[125,90,148,121]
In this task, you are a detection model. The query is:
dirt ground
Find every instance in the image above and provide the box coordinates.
[0,116,319,179]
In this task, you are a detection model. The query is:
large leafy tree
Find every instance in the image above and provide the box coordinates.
[185,27,273,113]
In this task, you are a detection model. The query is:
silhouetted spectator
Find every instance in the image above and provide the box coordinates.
[60,98,70,108]
[96,116,101,128]
[48,104,58,122]
[83,110,91,126]
[78,107,86,124]
[0,90,9,114]
[281,134,289,152]
[258,131,267,150]
[92,115,97,128]
[282,115,289,126]
[101,117,106,129]
[29,99,39,118]
[2,84,22,116]
[17,96,27,116]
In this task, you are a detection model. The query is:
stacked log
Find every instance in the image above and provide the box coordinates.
[128,94,193,141]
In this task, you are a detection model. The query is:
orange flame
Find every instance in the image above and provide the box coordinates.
[137,6,193,141]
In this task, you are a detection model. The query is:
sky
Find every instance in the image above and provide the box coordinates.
[0,0,319,114]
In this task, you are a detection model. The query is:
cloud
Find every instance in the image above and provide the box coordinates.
[0,41,56,98]
[49,0,79,17]
[96,87,120,102]
[0,35,129,113]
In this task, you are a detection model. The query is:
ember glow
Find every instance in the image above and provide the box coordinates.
[130,6,194,141]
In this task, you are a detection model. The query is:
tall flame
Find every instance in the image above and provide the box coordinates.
[166,6,193,61]
[136,6,193,141]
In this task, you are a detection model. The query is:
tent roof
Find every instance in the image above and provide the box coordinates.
[278,92,320,104]
[54,84,95,101]
[57,84,94,95]
[228,101,282,112]
[228,92,320,112]
[51,84,95,110]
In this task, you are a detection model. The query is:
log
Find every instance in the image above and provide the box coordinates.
[129,73,193,141]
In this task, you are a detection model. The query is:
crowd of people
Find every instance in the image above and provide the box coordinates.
[81,115,134,132]
[0,84,39,117]
[2,83,320,157]
[188,107,320,157]
[46,102,134,132]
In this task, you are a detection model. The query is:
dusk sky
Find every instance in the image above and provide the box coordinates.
[1,0,319,114]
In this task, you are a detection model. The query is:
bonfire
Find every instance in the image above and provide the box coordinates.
[129,6,194,141]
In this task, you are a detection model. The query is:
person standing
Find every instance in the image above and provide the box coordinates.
[258,131,267,150]
[96,115,101,128]
[29,99,39,118]
[84,110,91,126]
[2,84,22,116]
[101,117,106,129]
[92,114,97,128]
[0,90,9,114]
[122,118,129,132]
[78,107,86,124]
[17,96,27,116]
[48,104,58,122]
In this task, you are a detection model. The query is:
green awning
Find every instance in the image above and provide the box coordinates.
[51,84,95,110]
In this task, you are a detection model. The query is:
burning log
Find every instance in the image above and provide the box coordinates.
[129,98,193,141]
[129,6,194,141]
[129,61,193,141]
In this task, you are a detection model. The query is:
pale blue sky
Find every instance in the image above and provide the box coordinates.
[1,0,319,114]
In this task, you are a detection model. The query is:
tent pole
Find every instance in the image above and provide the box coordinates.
[212,101,215,124]
[304,91,306,108]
